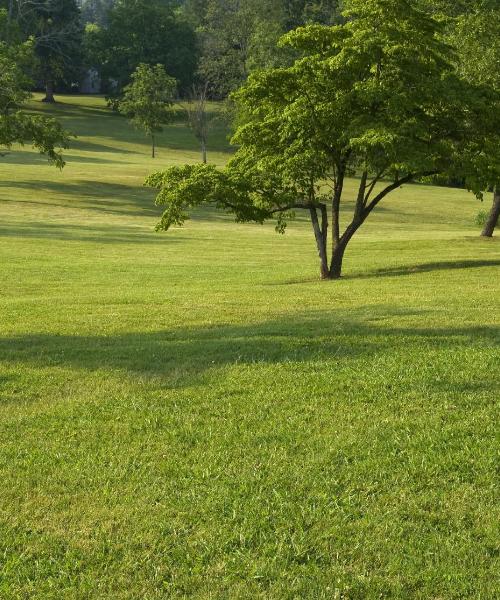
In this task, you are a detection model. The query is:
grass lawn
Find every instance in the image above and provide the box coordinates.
[0,94,499,599]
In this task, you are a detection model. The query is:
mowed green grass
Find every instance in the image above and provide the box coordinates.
[0,94,499,599]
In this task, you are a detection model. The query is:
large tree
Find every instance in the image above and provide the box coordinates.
[96,0,197,96]
[14,0,83,102]
[421,0,500,237]
[452,8,500,237]
[146,0,496,280]
[0,12,69,165]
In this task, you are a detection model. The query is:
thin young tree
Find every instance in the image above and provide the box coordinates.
[146,0,497,279]
[183,82,218,164]
[119,63,176,159]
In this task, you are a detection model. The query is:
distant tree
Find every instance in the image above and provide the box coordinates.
[119,63,176,158]
[287,0,342,27]
[96,0,197,97]
[0,14,69,165]
[0,0,20,39]
[195,0,258,97]
[14,0,83,103]
[192,0,343,97]
[182,82,220,163]
[180,0,206,27]
[82,21,101,68]
[146,0,497,279]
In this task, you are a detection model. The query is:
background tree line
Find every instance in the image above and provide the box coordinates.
[1,1,343,102]
[2,1,497,104]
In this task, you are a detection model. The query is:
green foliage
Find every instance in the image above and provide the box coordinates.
[96,0,197,94]
[0,30,69,165]
[192,0,343,96]
[448,7,500,202]
[148,0,496,278]
[80,0,115,25]
[453,9,500,90]
[146,164,272,228]
[419,1,500,233]
[119,63,176,157]
[82,21,102,68]
[475,209,489,228]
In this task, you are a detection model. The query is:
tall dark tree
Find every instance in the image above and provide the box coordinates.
[421,0,500,237]
[453,8,500,237]
[96,0,197,97]
[15,0,83,102]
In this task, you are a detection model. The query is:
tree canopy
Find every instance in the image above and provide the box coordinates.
[14,0,83,102]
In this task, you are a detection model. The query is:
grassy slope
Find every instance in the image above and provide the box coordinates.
[0,95,498,599]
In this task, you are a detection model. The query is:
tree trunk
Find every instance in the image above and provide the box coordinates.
[309,207,329,279]
[42,81,55,103]
[152,134,156,159]
[329,243,346,279]
[201,139,207,164]
[329,220,360,279]
[481,189,500,237]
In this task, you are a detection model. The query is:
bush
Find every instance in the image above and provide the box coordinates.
[475,210,489,228]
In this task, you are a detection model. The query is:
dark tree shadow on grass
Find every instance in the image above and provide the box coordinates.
[0,180,158,217]
[357,259,500,279]
[0,153,122,165]
[70,139,136,154]
[0,309,498,389]
[0,221,184,244]
[275,259,500,286]
[27,100,112,120]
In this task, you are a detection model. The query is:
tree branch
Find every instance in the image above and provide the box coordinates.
[363,170,440,219]
[364,167,387,203]
[269,202,316,214]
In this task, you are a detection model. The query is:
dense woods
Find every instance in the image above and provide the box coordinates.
[1,1,498,102]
